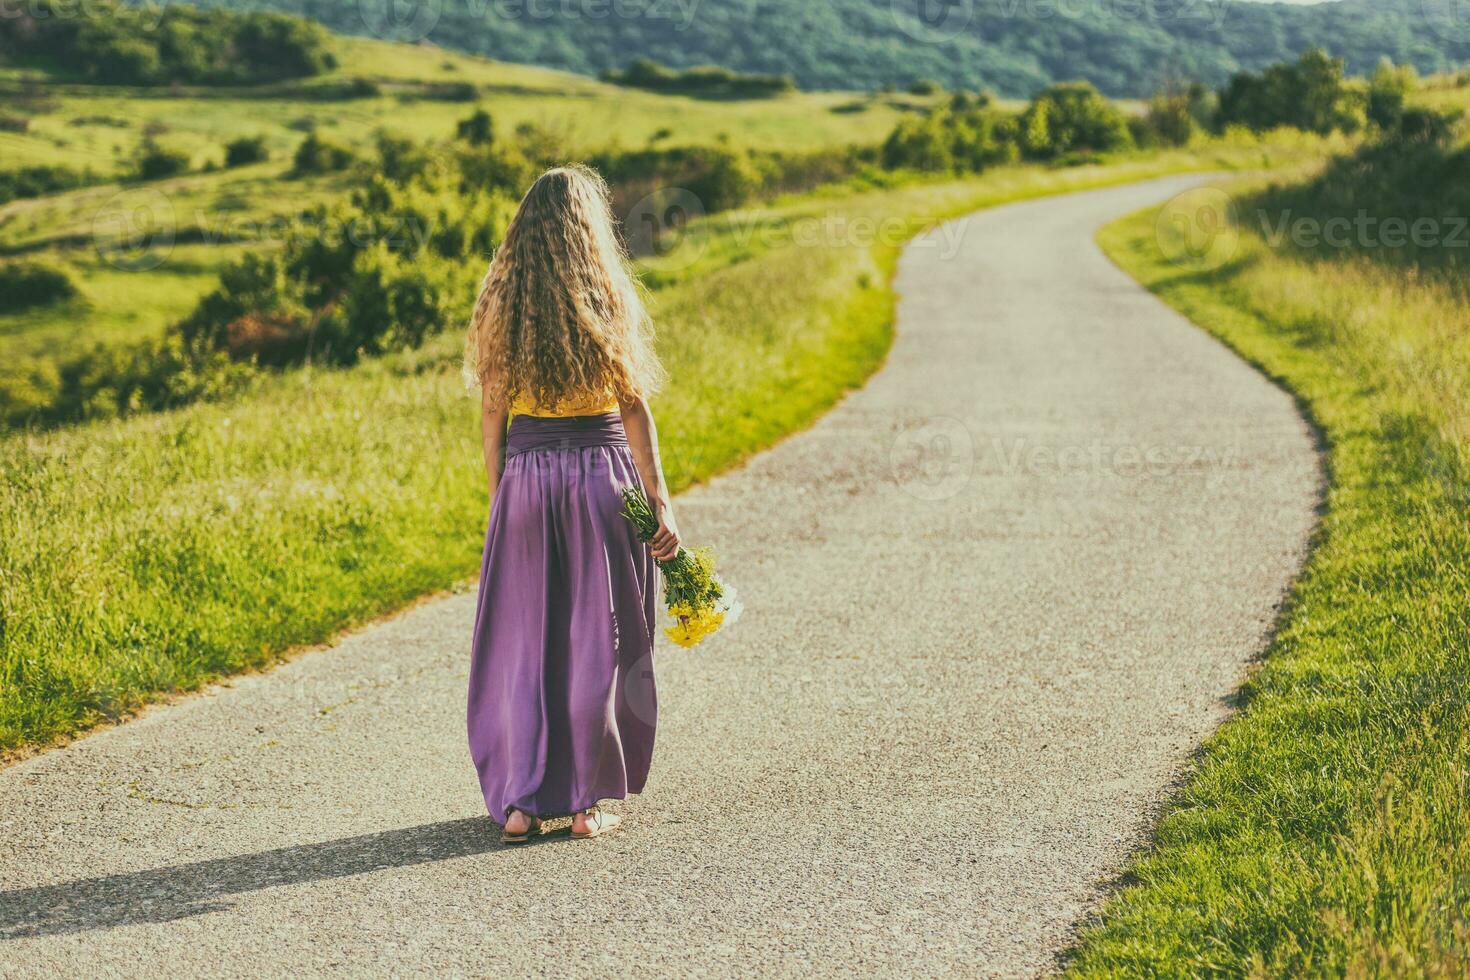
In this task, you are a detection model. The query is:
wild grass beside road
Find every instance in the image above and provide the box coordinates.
[1068,179,1470,976]
[0,145,1316,755]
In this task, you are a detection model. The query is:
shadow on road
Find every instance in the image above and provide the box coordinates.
[0,816,540,940]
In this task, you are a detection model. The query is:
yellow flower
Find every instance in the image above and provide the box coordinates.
[664,602,727,648]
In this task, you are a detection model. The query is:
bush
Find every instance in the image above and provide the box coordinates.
[754,145,872,196]
[0,332,247,428]
[1244,120,1470,275]
[345,77,381,99]
[0,165,90,205]
[136,141,190,180]
[320,244,462,357]
[455,109,495,146]
[0,359,63,426]
[291,132,354,175]
[0,115,29,133]
[948,91,992,112]
[1367,59,1419,132]
[374,131,433,185]
[0,262,77,313]
[224,135,270,168]
[1393,106,1462,144]
[1132,80,1214,148]
[590,144,763,220]
[602,57,794,99]
[908,79,942,96]
[1019,82,1132,159]
[684,147,761,212]
[1217,49,1366,136]
[415,81,479,102]
[454,141,543,199]
[181,168,512,366]
[881,103,1018,173]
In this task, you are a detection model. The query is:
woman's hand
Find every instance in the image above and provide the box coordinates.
[648,500,681,562]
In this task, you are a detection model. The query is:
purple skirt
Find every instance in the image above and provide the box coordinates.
[467,413,658,821]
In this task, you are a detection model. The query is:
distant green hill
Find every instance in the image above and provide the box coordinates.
[167,0,1470,96]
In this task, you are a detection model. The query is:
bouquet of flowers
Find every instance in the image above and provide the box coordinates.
[620,486,741,648]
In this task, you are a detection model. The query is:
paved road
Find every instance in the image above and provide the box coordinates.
[0,175,1319,977]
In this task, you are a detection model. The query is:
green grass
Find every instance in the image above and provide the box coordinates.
[0,32,937,368]
[0,144,1318,755]
[0,165,350,364]
[1065,183,1470,976]
[0,34,937,178]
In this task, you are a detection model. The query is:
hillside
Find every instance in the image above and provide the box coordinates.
[177,0,1470,96]
[0,33,933,368]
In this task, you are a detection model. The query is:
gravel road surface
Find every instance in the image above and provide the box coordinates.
[0,175,1320,977]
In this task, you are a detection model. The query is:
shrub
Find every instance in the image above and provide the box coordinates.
[136,141,190,180]
[883,114,954,171]
[0,262,77,313]
[0,333,247,428]
[1217,49,1366,136]
[454,142,543,198]
[948,91,991,112]
[602,57,794,99]
[455,109,494,146]
[291,132,354,175]
[1019,81,1133,159]
[908,79,942,96]
[0,115,29,133]
[374,131,432,185]
[1367,59,1419,132]
[319,244,462,357]
[1133,80,1214,148]
[181,168,512,366]
[1393,106,1462,144]
[1244,120,1470,275]
[0,165,90,205]
[684,147,761,212]
[590,144,763,219]
[224,135,270,168]
[755,145,872,195]
[416,81,479,102]
[0,359,62,426]
[345,77,381,99]
[882,104,1018,173]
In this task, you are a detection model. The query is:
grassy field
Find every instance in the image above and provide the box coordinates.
[0,33,944,370]
[0,141,1330,755]
[1066,171,1470,974]
[0,167,351,363]
[1,35,941,176]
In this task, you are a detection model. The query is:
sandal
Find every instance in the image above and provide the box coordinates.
[570,806,621,840]
[500,809,542,845]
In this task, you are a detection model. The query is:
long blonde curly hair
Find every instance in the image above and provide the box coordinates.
[464,165,662,410]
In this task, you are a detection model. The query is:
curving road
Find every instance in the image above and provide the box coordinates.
[0,175,1319,976]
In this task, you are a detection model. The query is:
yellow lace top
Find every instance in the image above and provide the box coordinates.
[509,391,619,418]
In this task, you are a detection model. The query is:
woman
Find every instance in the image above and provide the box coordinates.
[463,166,680,844]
